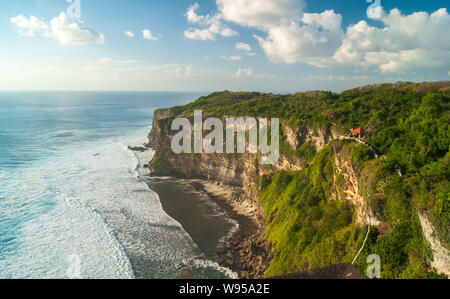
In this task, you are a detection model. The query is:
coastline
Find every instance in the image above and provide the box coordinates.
[145,168,271,278]
[145,107,273,278]
[182,179,272,279]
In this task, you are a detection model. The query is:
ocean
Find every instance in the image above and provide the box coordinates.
[0,92,237,279]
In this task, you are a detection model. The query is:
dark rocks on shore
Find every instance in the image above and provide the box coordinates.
[128,146,149,152]
[224,230,273,279]
[189,181,272,279]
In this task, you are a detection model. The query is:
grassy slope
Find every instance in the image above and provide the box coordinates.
[158,82,449,278]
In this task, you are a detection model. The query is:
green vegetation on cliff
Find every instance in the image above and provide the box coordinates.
[152,82,449,278]
[260,144,367,276]
[261,139,446,278]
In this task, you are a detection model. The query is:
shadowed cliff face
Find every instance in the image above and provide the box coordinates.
[148,110,263,223]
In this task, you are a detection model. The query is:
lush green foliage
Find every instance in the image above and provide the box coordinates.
[163,82,449,278]
[152,152,166,168]
[260,145,367,276]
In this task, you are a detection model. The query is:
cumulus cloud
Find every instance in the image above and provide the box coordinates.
[185,0,341,66]
[255,9,344,66]
[10,15,48,36]
[125,31,135,38]
[184,3,237,40]
[142,29,158,40]
[334,8,450,73]
[10,12,104,45]
[186,2,209,24]
[235,42,251,51]
[217,0,304,29]
[185,1,450,73]
[366,1,385,20]
[47,13,105,45]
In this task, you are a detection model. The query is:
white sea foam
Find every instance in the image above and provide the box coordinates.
[0,134,143,278]
[0,127,236,279]
[190,259,239,279]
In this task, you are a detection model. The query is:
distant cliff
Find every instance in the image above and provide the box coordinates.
[148,81,450,279]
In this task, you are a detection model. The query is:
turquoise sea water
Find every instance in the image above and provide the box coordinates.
[0,92,236,279]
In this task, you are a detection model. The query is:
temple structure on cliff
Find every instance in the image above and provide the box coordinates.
[350,127,365,139]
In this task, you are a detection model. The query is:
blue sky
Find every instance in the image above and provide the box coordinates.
[1,0,449,92]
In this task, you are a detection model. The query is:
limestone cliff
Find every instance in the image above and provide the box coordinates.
[148,110,344,218]
[148,109,379,226]
[419,212,450,277]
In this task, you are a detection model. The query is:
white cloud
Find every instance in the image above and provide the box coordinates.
[366,2,385,20]
[233,68,277,80]
[220,55,242,61]
[125,31,135,38]
[10,14,48,36]
[217,0,304,29]
[142,29,158,40]
[47,13,105,45]
[187,1,450,74]
[184,3,238,40]
[255,10,344,66]
[184,23,237,41]
[235,42,251,51]
[10,12,104,45]
[235,68,253,77]
[186,3,208,24]
[334,8,450,73]
[302,10,343,32]
[97,58,114,65]
[185,1,343,66]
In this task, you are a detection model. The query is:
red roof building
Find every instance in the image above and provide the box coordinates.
[351,128,363,135]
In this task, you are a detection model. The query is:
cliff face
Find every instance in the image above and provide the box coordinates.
[418,213,450,277]
[333,147,380,226]
[283,125,331,153]
[148,110,262,221]
[148,110,343,218]
[148,109,378,227]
